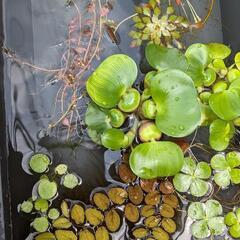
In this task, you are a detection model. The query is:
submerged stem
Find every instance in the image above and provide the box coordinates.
[114,13,138,34]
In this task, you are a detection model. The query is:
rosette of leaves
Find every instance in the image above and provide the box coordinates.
[210,151,240,188]
[173,157,211,197]
[225,208,240,238]
[188,200,226,239]
[129,0,189,48]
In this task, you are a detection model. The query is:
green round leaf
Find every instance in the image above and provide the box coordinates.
[188,202,205,220]
[144,71,157,88]
[227,69,240,83]
[48,208,60,220]
[109,109,125,128]
[139,121,162,142]
[203,68,217,87]
[63,174,79,189]
[230,169,240,184]
[21,200,33,213]
[54,164,68,176]
[226,151,240,168]
[214,170,231,188]
[34,199,49,213]
[190,179,209,197]
[145,43,188,72]
[129,141,184,179]
[209,88,240,121]
[205,200,223,218]
[118,88,140,113]
[194,162,211,179]
[230,223,240,239]
[235,52,240,71]
[209,119,235,151]
[141,99,157,119]
[86,54,137,108]
[38,179,58,200]
[32,217,49,233]
[173,173,192,192]
[29,154,50,174]
[181,157,196,175]
[186,43,210,67]
[225,212,237,226]
[236,208,240,220]
[101,128,125,150]
[200,103,218,126]
[212,81,228,94]
[207,216,226,235]
[151,69,201,137]
[191,220,210,239]
[210,154,228,170]
[207,43,231,60]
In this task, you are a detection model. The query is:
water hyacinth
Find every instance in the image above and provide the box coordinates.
[129,0,189,48]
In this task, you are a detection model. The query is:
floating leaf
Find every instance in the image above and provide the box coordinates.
[55,230,77,240]
[225,208,240,238]
[151,69,201,137]
[108,109,125,128]
[101,128,125,150]
[138,121,162,142]
[48,208,60,220]
[129,141,184,179]
[34,199,49,213]
[20,200,33,213]
[207,43,231,60]
[29,153,50,174]
[86,54,137,108]
[54,164,68,176]
[209,119,235,151]
[35,233,56,240]
[32,217,49,233]
[63,174,79,189]
[235,52,240,70]
[38,179,57,200]
[145,43,188,71]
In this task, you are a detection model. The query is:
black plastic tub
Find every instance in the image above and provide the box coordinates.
[0,0,239,239]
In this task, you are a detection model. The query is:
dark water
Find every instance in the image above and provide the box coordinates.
[1,0,237,239]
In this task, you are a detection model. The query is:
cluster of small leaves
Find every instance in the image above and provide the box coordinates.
[210,151,240,188]
[188,200,226,239]
[225,208,240,238]
[173,157,211,197]
[129,0,189,48]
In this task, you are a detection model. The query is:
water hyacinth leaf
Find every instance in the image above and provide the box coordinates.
[200,104,218,126]
[230,169,240,184]
[85,103,111,132]
[191,220,210,239]
[181,157,196,175]
[210,154,228,170]
[101,128,125,150]
[209,89,240,121]
[205,200,223,218]
[109,109,125,128]
[145,43,188,71]
[190,179,209,197]
[173,173,192,192]
[203,68,216,87]
[226,151,240,168]
[151,69,201,137]
[32,217,49,233]
[29,153,50,174]
[214,170,231,188]
[21,200,33,213]
[207,43,231,59]
[194,162,211,179]
[185,43,210,66]
[209,119,235,151]
[129,141,184,179]
[139,121,162,142]
[86,54,138,108]
[207,217,226,235]
[188,202,205,220]
[38,179,57,200]
[235,52,240,70]
[63,174,79,189]
[141,99,157,119]
[227,69,240,83]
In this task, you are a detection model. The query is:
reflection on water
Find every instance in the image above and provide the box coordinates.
[2,0,226,239]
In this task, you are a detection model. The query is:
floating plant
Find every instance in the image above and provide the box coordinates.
[29,153,51,174]
[225,208,240,238]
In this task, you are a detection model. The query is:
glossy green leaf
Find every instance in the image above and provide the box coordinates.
[145,43,188,71]
[226,151,240,168]
[209,119,235,151]
[63,174,79,189]
[138,121,162,142]
[181,157,196,175]
[188,202,205,220]
[191,220,210,239]
[185,43,210,66]
[173,173,192,192]
[151,69,201,137]
[207,43,231,59]
[207,217,226,235]
[213,170,231,188]
[210,154,228,170]
[235,52,240,70]
[34,199,49,213]
[203,68,217,87]
[108,109,125,128]
[227,69,240,83]
[200,103,218,126]
[205,200,223,218]
[225,212,238,226]
[141,99,157,119]
[29,154,50,174]
[230,224,240,238]
[190,179,209,197]
[212,81,228,94]
[230,169,240,184]
[101,128,125,150]
[129,141,184,179]
[86,54,137,108]
[194,162,211,179]
[209,88,240,121]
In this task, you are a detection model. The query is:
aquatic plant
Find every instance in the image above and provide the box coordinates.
[225,208,240,238]
[173,157,211,197]
[188,200,226,239]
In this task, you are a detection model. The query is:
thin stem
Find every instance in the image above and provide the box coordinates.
[202,0,215,25]
[114,13,138,34]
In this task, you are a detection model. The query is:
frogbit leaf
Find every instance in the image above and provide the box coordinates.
[151,69,201,137]
[145,43,188,72]
[210,154,228,170]
[86,54,138,108]
[230,169,240,184]
[209,119,235,151]
[226,151,240,168]
[129,141,184,179]
[225,208,240,238]
[181,157,196,175]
